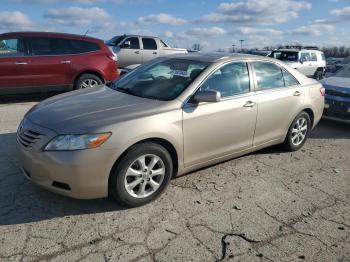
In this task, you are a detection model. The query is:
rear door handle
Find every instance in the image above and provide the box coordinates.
[294,91,302,96]
[60,60,71,64]
[243,101,256,108]
[15,62,27,65]
[153,52,157,55]
[134,51,140,54]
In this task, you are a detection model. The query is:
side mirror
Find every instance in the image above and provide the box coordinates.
[193,90,221,103]
[299,58,305,64]
[121,41,131,49]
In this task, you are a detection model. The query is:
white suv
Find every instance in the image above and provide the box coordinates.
[269,49,326,80]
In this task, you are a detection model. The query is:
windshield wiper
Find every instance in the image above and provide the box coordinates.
[116,86,141,97]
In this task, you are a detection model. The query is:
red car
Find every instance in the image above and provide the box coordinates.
[0,32,119,95]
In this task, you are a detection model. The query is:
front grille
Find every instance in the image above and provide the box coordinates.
[17,129,43,148]
[325,89,350,98]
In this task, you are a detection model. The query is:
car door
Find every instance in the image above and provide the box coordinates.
[141,37,159,63]
[116,36,142,68]
[183,61,257,167]
[251,61,305,147]
[298,52,314,77]
[21,37,72,87]
[0,37,28,90]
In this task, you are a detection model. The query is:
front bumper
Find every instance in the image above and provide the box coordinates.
[17,118,117,199]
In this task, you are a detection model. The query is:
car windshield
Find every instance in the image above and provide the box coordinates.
[105,35,124,46]
[109,58,210,101]
[335,65,350,78]
[269,51,299,62]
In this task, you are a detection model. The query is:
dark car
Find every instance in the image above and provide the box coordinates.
[322,65,350,123]
[0,32,119,95]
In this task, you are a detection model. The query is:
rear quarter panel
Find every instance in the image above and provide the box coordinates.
[71,52,118,82]
[304,80,325,128]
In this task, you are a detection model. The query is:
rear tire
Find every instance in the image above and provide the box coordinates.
[282,112,311,152]
[75,74,103,90]
[109,142,173,207]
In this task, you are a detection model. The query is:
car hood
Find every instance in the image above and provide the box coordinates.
[27,86,166,133]
[322,77,350,92]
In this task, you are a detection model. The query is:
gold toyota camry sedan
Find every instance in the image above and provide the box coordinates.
[17,54,325,207]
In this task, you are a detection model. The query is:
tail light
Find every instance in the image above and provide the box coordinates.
[107,55,117,62]
[320,87,325,96]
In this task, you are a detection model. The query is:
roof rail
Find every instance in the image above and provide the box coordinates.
[283,45,319,50]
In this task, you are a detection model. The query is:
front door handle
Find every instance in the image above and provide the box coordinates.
[60,60,71,64]
[294,91,302,96]
[153,52,157,55]
[243,101,256,108]
[134,51,140,54]
[15,62,27,65]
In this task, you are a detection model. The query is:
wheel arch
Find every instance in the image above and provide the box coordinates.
[302,107,315,128]
[282,107,315,141]
[108,137,179,190]
[73,70,105,88]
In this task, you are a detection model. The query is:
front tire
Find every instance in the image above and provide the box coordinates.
[109,142,173,207]
[282,112,311,151]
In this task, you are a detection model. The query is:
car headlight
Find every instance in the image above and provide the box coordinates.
[44,133,111,151]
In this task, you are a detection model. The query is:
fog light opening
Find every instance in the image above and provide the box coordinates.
[52,181,71,191]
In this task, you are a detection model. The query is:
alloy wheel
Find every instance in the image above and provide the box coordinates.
[291,117,308,146]
[81,79,99,88]
[124,154,165,198]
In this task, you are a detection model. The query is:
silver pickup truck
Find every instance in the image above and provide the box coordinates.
[106,35,188,69]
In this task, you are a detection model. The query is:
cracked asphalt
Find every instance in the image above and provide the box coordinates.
[0,94,349,262]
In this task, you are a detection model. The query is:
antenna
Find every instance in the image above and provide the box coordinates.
[84,29,89,36]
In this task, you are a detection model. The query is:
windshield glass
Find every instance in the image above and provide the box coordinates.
[105,35,124,46]
[109,58,210,101]
[269,51,299,62]
[335,65,350,78]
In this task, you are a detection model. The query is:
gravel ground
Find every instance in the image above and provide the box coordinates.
[0,95,349,262]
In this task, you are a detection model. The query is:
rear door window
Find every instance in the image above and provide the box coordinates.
[310,53,317,61]
[282,68,300,86]
[252,62,285,90]
[0,38,25,57]
[142,38,157,50]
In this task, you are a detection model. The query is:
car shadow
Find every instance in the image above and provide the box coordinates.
[0,132,126,226]
[0,92,62,104]
[253,118,350,156]
[309,118,350,139]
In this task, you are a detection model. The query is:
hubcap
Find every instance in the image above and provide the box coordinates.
[124,154,165,198]
[81,79,99,88]
[291,117,308,146]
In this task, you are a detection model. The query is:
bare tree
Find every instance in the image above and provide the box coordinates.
[192,43,203,51]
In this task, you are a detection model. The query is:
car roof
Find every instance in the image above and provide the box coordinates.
[166,52,274,63]
[0,31,103,42]
[275,49,323,53]
[121,34,161,39]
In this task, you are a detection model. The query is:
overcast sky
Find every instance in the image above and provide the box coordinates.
[1,0,350,50]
